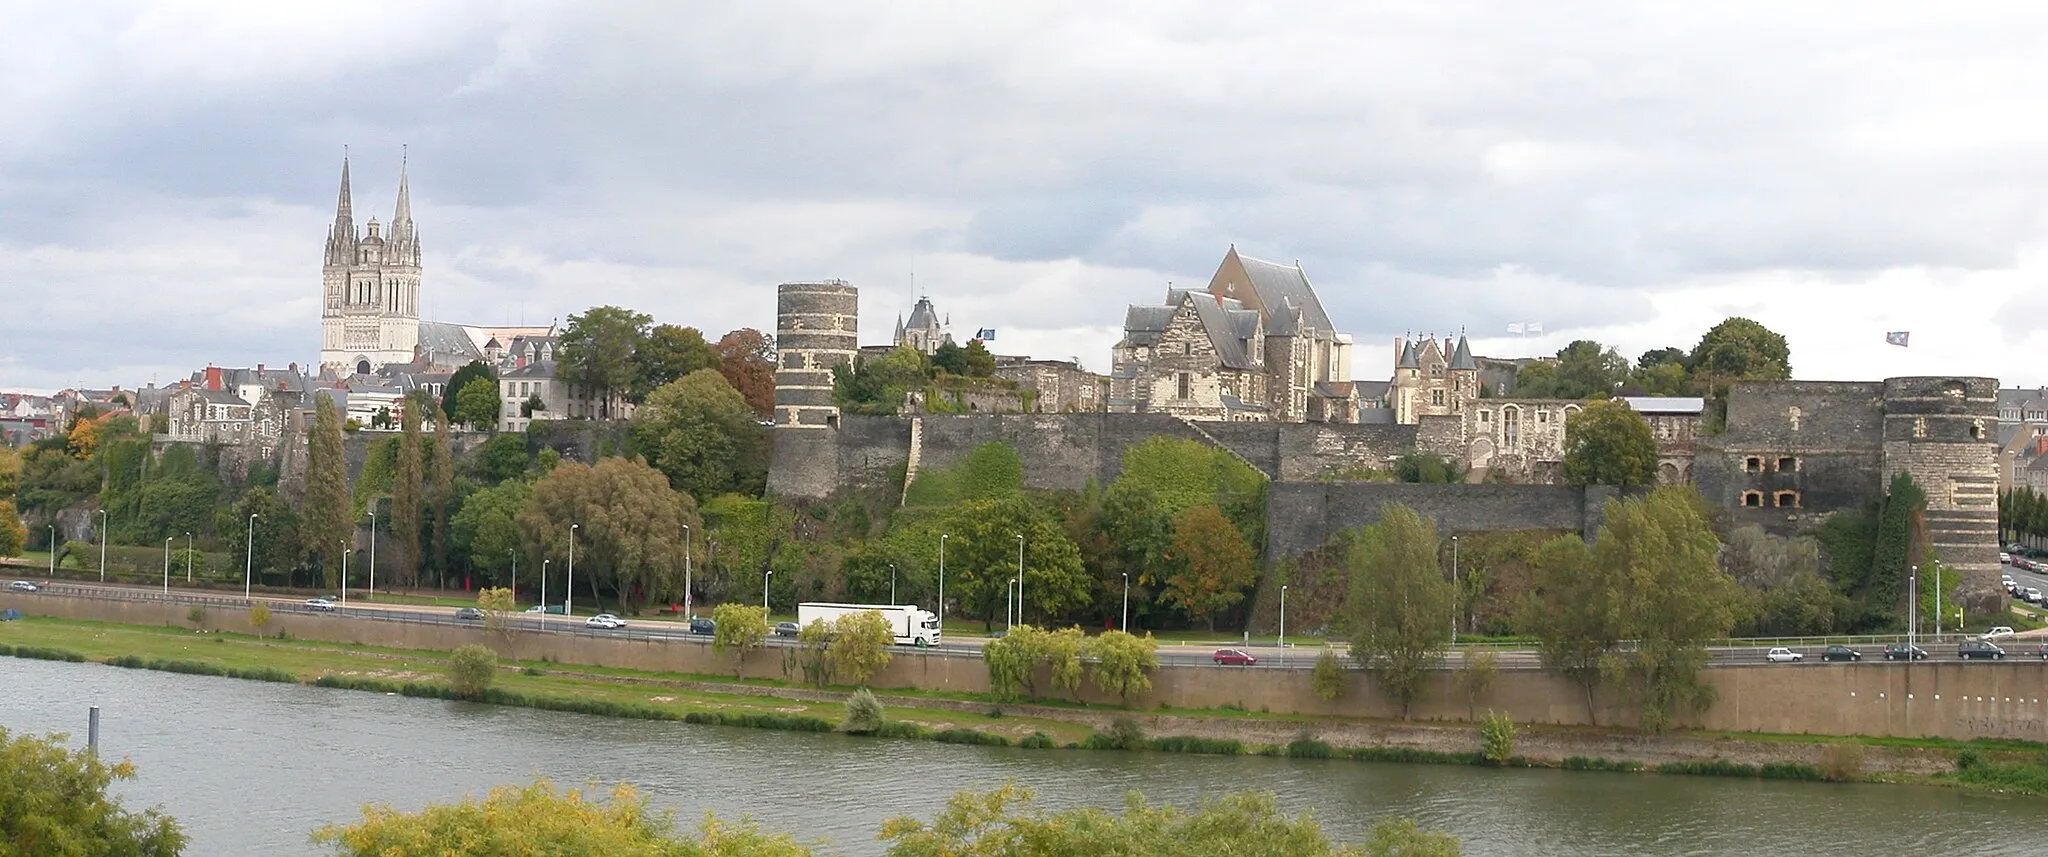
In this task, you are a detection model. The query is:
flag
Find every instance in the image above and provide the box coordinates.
[976,328,996,341]
[1525,322,1542,335]
[1506,323,1524,335]
[1507,322,1543,335]
[1885,331,1910,347]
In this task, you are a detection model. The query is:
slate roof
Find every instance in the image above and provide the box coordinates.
[1234,252,1336,336]
[504,359,557,380]
[905,297,941,332]
[1119,306,1176,347]
[418,321,486,366]
[1449,336,1477,371]
[1185,292,1260,371]
[1617,396,1707,415]
[192,389,250,406]
[1396,341,1419,369]
[1354,379,1391,402]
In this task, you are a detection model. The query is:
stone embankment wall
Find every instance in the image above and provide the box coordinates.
[15,592,2048,744]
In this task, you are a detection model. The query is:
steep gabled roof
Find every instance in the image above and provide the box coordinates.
[1185,293,1259,371]
[905,297,942,332]
[1210,248,1336,338]
[1449,335,1477,371]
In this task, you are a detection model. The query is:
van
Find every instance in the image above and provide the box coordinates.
[1959,641,2006,660]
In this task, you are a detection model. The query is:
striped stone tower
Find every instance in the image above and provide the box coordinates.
[767,281,860,498]
[1880,376,2001,613]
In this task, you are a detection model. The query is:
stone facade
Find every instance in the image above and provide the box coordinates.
[768,281,860,498]
[319,155,422,375]
[892,296,949,356]
[990,359,1107,413]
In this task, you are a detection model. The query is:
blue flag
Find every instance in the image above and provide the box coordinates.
[976,328,996,341]
[1885,331,1910,347]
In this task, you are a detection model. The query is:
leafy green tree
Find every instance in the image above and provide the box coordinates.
[441,360,496,424]
[0,500,27,557]
[1339,504,1453,718]
[1312,648,1346,706]
[1549,339,1630,399]
[313,778,810,857]
[983,627,1034,702]
[833,345,929,414]
[453,377,501,430]
[1162,504,1258,630]
[447,643,498,699]
[1460,651,1499,721]
[842,687,886,734]
[1599,488,1744,732]
[633,323,720,401]
[962,339,996,377]
[517,457,700,614]
[903,442,1025,507]
[1562,400,1658,488]
[217,487,302,584]
[1631,361,1690,396]
[392,400,425,585]
[1689,316,1792,384]
[630,370,769,499]
[301,394,352,590]
[931,339,968,376]
[713,328,777,419]
[451,481,531,589]
[1525,533,1621,724]
[558,305,653,418]
[797,618,835,687]
[0,726,186,856]
[1512,361,1561,398]
[0,445,20,497]
[1393,453,1463,484]
[828,609,895,686]
[712,603,770,678]
[470,433,530,485]
[938,497,1090,627]
[429,411,454,585]
[1084,630,1160,704]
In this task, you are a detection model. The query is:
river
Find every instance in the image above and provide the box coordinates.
[1,657,2042,855]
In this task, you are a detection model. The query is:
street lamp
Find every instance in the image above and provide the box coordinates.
[763,568,773,612]
[508,549,516,595]
[162,537,172,594]
[1121,572,1130,632]
[245,513,259,600]
[938,534,948,632]
[1908,565,1919,652]
[1007,577,1018,632]
[1280,584,1289,652]
[49,526,56,578]
[541,559,552,623]
[889,563,897,606]
[1451,534,1460,642]
[567,523,579,618]
[1014,534,1025,625]
[340,544,350,609]
[683,523,693,619]
[97,509,107,583]
[367,507,377,601]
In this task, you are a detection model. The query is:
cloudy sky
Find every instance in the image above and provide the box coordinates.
[7,1,2048,393]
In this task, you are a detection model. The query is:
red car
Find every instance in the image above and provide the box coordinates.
[1212,648,1256,666]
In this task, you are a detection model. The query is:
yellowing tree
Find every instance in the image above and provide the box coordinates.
[1162,504,1258,630]
[0,500,25,558]
[0,727,186,856]
[712,602,770,678]
[828,610,895,686]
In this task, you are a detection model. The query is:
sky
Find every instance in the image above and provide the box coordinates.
[7,2,2048,394]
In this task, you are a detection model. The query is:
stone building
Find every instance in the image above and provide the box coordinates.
[767,281,860,498]
[1618,396,1705,485]
[1109,248,1357,422]
[319,155,422,375]
[991,358,1107,413]
[1454,398,1582,483]
[1390,335,1479,425]
[892,296,950,356]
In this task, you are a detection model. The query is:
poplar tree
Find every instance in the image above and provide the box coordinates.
[1340,504,1453,718]
[301,395,352,589]
[392,399,424,585]
[430,411,453,587]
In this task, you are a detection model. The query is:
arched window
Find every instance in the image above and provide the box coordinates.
[1742,491,1764,507]
[1774,491,1800,508]
[1502,406,1521,448]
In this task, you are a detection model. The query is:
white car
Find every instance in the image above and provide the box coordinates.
[1981,626,2017,640]
[585,614,627,629]
[7,580,39,592]
[525,605,546,614]
[304,598,337,611]
[1766,647,1803,663]
[2000,552,2013,564]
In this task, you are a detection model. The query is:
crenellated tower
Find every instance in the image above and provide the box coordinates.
[319,152,422,376]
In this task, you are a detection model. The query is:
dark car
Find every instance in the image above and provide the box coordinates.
[1822,645,1862,662]
[1883,643,1928,661]
[690,617,716,635]
[1212,648,1256,666]
[1959,640,2007,660]
[773,621,800,637]
[454,607,484,621]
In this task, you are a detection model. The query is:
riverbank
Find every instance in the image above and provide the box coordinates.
[6,614,2042,790]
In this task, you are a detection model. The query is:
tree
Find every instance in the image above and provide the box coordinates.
[1599,488,1744,732]
[630,370,769,499]
[312,777,811,857]
[392,400,425,585]
[1549,339,1630,399]
[962,339,996,377]
[1512,361,1560,398]
[1459,651,1499,721]
[842,687,885,734]
[1084,630,1160,704]
[833,346,928,414]
[930,339,968,376]
[453,377,501,430]
[1690,316,1792,384]
[477,586,517,650]
[937,497,1090,627]
[1866,473,1926,625]
[429,411,454,585]
[1524,533,1621,725]
[517,457,700,614]
[1364,817,1462,857]
[714,328,777,419]
[631,323,720,402]
[452,481,532,590]
[1562,400,1658,488]
[301,394,352,590]
[248,601,272,635]
[441,360,497,424]
[797,618,835,688]
[1161,504,1258,630]
[828,609,895,686]
[558,305,653,418]
[470,433,530,485]
[0,726,187,856]
[1339,504,1453,718]
[1312,648,1345,706]
[0,500,24,557]
[712,603,770,678]
[0,445,20,496]
[447,643,498,699]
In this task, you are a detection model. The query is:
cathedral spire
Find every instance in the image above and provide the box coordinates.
[333,151,354,232]
[393,147,412,226]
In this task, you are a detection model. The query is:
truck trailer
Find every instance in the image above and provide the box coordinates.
[796,602,941,647]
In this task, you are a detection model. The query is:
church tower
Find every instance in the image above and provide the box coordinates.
[319,153,423,376]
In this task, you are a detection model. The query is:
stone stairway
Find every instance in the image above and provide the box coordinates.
[1174,417,1272,479]
[901,416,924,506]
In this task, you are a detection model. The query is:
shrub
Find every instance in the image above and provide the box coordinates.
[1017,732,1056,749]
[186,606,208,628]
[1478,710,1516,764]
[1956,749,1982,771]
[447,644,498,699]
[1760,762,1824,781]
[932,728,1011,747]
[1286,739,1334,760]
[522,666,545,677]
[842,688,885,734]
[1562,756,1645,772]
[108,655,147,669]
[1656,759,1758,778]
[1820,741,1866,782]
[13,646,86,662]
[682,711,834,732]
[248,602,271,633]
[873,721,931,740]
[1953,757,2048,793]
[1150,736,1243,756]
[1349,746,1482,766]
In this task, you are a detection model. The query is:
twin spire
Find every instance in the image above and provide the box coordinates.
[327,149,417,264]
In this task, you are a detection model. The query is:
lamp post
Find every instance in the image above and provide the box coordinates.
[938,534,948,633]
[184,533,192,583]
[508,549,517,595]
[683,524,693,619]
[1014,534,1025,625]
[1451,534,1460,643]
[245,513,259,600]
[889,563,897,606]
[1908,565,1918,652]
[1121,572,1130,632]
[49,526,56,578]
[1007,578,1018,632]
[567,524,578,618]
[1934,564,1943,638]
[162,537,172,594]
[541,559,551,623]
[367,507,377,601]
[97,509,107,583]
[340,545,350,609]
[1280,584,1289,652]
[763,568,773,612]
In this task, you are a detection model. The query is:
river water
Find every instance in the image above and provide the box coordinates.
[1,657,2042,855]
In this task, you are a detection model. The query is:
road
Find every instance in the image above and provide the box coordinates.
[11,577,2048,670]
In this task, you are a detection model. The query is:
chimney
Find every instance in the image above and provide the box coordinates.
[256,363,264,373]
[204,366,223,391]
[289,362,298,373]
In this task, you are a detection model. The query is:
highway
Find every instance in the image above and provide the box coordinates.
[10,577,2048,671]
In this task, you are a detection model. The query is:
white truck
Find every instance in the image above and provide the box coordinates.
[796,602,941,648]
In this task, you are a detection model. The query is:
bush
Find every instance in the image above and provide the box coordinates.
[186,606,207,627]
[1759,762,1824,781]
[1656,759,1758,778]
[932,728,1011,747]
[1956,749,1982,771]
[1349,746,1482,766]
[12,646,86,662]
[681,711,835,732]
[1018,732,1056,749]
[873,721,931,740]
[1821,741,1866,782]
[1286,739,1334,760]
[1954,756,2048,793]
[1562,756,1645,772]
[108,655,147,669]
[522,666,545,677]
[842,688,885,734]
[447,644,498,699]
[1478,710,1516,764]
[1150,736,1243,756]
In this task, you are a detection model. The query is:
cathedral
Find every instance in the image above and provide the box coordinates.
[319,155,422,376]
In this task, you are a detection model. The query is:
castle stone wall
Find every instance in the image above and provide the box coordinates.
[1267,482,1599,558]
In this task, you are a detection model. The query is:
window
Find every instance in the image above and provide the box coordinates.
[1972,420,1986,440]
[1478,410,1491,423]
[1914,417,1927,438]
[1431,389,1445,406]
[1502,407,1520,448]
[1745,457,1762,473]
[1177,372,1192,400]
[1777,456,1795,472]
[1774,491,1800,508]
[1743,491,1764,507]
[1537,411,1549,424]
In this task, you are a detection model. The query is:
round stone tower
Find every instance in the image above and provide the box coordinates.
[1880,376,2001,612]
[768,281,859,498]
